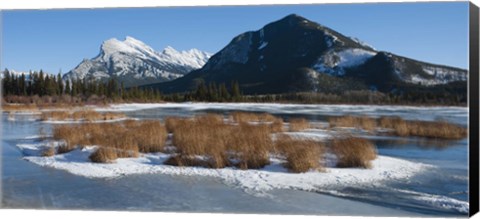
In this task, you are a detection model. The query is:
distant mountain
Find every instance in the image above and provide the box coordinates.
[1,69,31,79]
[147,14,467,94]
[63,36,211,87]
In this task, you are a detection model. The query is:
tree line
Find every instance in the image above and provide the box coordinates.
[1,69,163,104]
[2,69,466,106]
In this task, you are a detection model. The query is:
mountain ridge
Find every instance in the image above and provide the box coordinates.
[145,13,467,94]
[63,36,212,87]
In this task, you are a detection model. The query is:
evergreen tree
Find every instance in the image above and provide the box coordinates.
[2,69,11,95]
[195,81,208,101]
[57,73,63,95]
[19,74,27,95]
[38,70,45,96]
[231,81,241,102]
[219,83,230,102]
[65,80,71,95]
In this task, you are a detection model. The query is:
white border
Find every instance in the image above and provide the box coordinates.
[0,0,478,219]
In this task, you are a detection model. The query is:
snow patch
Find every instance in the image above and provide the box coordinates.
[312,48,376,75]
[336,49,377,68]
[258,42,268,50]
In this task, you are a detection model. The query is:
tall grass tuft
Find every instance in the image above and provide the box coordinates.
[330,136,377,168]
[51,120,167,162]
[165,117,188,133]
[167,114,274,169]
[229,122,274,169]
[89,147,118,163]
[377,116,467,139]
[41,110,126,121]
[328,115,377,131]
[231,112,278,123]
[132,121,168,153]
[170,115,230,168]
[275,135,324,173]
[288,118,311,132]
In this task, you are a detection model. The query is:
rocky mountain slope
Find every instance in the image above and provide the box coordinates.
[63,36,211,87]
[147,14,467,94]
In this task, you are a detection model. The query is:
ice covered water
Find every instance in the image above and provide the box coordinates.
[1,103,469,216]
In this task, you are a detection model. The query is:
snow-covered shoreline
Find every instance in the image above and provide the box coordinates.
[20,143,430,194]
[21,145,469,214]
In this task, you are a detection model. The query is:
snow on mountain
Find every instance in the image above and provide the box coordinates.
[152,14,468,95]
[392,57,468,86]
[313,48,377,76]
[63,36,212,87]
[1,69,32,79]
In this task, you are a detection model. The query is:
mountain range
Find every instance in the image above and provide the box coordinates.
[62,36,211,87]
[61,14,467,95]
[144,14,467,94]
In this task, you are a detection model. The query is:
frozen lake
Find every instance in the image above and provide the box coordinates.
[1,103,469,216]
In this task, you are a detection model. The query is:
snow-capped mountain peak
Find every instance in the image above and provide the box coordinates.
[64,36,212,87]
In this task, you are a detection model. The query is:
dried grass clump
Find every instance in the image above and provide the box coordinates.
[378,116,467,139]
[229,123,274,169]
[171,117,230,168]
[165,117,185,133]
[56,144,76,154]
[167,115,275,169]
[41,111,70,121]
[330,136,377,168]
[230,112,284,133]
[2,104,39,112]
[231,112,278,123]
[51,120,167,162]
[406,120,467,139]
[269,118,285,133]
[163,155,214,168]
[275,135,324,173]
[288,118,311,132]
[72,110,102,121]
[89,147,118,163]
[41,110,126,121]
[102,112,127,120]
[52,125,88,148]
[328,115,377,131]
[131,120,167,153]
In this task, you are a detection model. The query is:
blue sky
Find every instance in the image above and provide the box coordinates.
[1,2,469,74]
